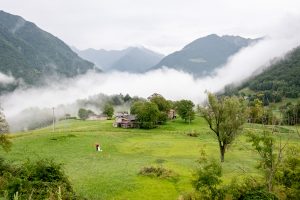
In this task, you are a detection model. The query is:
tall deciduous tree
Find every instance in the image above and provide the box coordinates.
[200,93,247,162]
[0,108,11,152]
[149,95,171,124]
[130,101,160,129]
[175,100,195,123]
[149,95,170,112]
[103,104,114,119]
[78,108,94,120]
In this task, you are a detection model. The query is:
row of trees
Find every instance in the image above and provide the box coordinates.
[130,94,195,129]
[247,99,300,126]
[78,103,114,120]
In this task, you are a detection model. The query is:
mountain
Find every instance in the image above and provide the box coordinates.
[0,10,96,91]
[227,46,300,105]
[150,34,259,76]
[73,46,164,73]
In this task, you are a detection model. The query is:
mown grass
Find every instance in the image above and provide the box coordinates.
[1,117,299,199]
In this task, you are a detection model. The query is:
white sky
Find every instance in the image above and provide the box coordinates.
[1,0,300,54]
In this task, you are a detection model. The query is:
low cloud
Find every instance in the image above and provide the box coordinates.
[1,15,300,132]
[0,72,15,85]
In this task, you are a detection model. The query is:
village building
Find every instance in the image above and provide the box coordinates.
[113,112,137,128]
[168,109,177,119]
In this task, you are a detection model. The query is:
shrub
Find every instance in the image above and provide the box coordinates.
[186,131,199,137]
[0,158,81,200]
[240,190,279,200]
[138,166,177,180]
[192,159,224,200]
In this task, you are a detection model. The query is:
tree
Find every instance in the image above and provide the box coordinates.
[281,101,300,125]
[0,108,11,152]
[130,101,160,129]
[175,100,195,123]
[149,95,170,112]
[149,95,171,124]
[103,104,114,119]
[123,94,132,102]
[200,93,247,162]
[248,99,264,123]
[78,108,93,120]
[276,145,300,199]
[247,131,284,192]
[192,150,224,200]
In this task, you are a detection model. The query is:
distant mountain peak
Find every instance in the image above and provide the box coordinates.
[75,46,164,72]
[150,34,259,76]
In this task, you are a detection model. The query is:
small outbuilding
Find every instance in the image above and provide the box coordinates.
[113,113,137,128]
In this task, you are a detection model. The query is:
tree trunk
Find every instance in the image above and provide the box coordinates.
[218,141,226,162]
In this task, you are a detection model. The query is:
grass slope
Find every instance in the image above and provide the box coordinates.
[1,117,299,199]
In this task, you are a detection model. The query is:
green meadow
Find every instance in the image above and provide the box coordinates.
[1,117,299,200]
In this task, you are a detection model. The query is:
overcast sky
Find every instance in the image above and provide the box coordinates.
[1,0,300,54]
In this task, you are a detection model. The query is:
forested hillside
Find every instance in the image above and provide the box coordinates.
[232,46,300,105]
[0,11,97,92]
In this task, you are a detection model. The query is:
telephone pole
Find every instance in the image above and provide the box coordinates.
[52,107,55,132]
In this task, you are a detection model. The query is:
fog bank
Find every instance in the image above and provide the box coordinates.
[1,15,300,132]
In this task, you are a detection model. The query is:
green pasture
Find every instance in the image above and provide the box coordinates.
[1,117,299,199]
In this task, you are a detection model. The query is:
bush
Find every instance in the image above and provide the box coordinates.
[240,190,279,200]
[0,158,81,200]
[186,131,199,137]
[226,177,279,200]
[192,158,224,200]
[138,166,177,180]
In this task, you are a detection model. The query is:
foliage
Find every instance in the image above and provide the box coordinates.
[149,94,171,124]
[0,158,79,200]
[77,108,94,120]
[248,99,264,123]
[240,190,279,200]
[103,104,114,119]
[200,93,247,162]
[275,145,300,199]
[130,101,160,129]
[175,100,195,123]
[191,150,224,200]
[247,130,286,192]
[123,94,132,102]
[227,177,279,200]
[0,109,11,152]
[248,99,277,125]
[157,111,168,124]
[149,95,171,112]
[239,46,300,103]
[280,101,300,125]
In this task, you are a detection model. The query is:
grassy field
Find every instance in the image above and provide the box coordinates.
[1,117,299,200]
